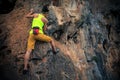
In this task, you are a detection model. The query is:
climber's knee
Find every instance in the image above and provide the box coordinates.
[37,34,52,42]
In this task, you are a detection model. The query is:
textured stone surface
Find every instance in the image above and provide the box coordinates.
[0,0,120,80]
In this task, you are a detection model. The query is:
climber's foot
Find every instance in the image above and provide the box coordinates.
[53,49,59,55]
[23,69,29,75]
[30,57,42,61]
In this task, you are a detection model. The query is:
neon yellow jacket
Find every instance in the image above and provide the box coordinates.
[29,14,45,34]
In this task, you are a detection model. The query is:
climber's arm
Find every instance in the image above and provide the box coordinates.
[26,9,34,18]
[41,17,48,31]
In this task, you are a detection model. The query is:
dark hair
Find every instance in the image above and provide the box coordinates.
[42,4,49,13]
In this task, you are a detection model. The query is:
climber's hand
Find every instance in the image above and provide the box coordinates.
[30,8,34,13]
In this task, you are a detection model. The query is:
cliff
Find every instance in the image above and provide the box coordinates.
[0,0,120,80]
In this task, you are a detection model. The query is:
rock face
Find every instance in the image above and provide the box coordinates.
[0,0,120,80]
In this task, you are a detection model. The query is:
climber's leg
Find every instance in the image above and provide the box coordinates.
[49,39,58,54]
[23,34,35,74]
[24,49,32,70]
[36,34,58,54]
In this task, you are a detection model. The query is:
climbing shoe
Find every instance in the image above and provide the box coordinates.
[30,57,42,61]
[53,49,59,55]
[23,69,29,75]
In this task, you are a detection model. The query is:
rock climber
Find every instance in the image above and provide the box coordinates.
[23,4,58,74]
